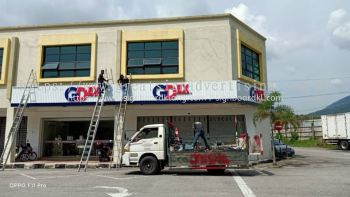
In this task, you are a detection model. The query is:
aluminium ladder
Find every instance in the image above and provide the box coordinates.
[0,70,37,171]
[110,80,131,168]
[77,83,107,172]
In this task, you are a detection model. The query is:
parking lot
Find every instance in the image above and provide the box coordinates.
[1,148,350,197]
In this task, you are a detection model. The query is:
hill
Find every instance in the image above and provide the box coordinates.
[310,95,350,116]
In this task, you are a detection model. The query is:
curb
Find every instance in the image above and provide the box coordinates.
[1,163,117,169]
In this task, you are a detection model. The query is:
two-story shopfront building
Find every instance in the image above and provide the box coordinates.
[0,13,271,162]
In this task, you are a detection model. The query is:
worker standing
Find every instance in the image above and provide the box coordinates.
[98,70,107,97]
[192,122,210,150]
[118,74,130,97]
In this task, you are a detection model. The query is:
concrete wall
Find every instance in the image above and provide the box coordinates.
[0,15,266,87]
[0,18,235,87]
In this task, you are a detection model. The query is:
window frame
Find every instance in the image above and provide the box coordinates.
[41,44,92,78]
[121,29,184,80]
[126,40,179,75]
[0,38,10,85]
[236,29,265,87]
[37,33,97,83]
[241,44,261,81]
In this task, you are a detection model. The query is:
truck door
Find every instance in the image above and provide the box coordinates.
[336,114,347,139]
[130,127,161,153]
[327,115,337,138]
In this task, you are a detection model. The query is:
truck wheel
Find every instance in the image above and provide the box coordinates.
[140,156,159,175]
[339,141,349,150]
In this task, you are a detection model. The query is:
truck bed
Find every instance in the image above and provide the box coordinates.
[168,149,248,169]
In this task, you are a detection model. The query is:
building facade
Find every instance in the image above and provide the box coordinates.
[0,14,271,162]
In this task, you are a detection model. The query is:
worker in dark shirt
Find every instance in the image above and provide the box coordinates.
[98,70,107,97]
[118,74,129,97]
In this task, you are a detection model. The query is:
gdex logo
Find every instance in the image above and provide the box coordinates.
[65,86,99,102]
[153,84,191,100]
[249,87,264,102]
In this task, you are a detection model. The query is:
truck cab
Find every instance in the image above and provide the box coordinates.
[122,124,166,174]
[122,124,249,175]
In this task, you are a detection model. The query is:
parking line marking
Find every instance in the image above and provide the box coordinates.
[36,174,82,180]
[20,173,36,180]
[232,171,256,197]
[94,174,140,180]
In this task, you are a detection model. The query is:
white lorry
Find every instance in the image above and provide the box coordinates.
[122,124,249,175]
[322,113,350,150]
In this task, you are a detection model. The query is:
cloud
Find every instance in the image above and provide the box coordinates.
[0,0,211,26]
[266,35,320,59]
[328,9,350,50]
[225,3,266,33]
[225,3,319,59]
[330,78,343,85]
[0,0,128,26]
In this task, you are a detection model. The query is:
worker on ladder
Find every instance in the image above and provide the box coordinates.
[98,70,108,97]
[118,74,130,98]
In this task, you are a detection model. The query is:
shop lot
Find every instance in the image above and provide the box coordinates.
[1,148,350,197]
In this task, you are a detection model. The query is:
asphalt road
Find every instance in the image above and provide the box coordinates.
[0,148,349,197]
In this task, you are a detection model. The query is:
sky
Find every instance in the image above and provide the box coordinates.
[0,0,349,114]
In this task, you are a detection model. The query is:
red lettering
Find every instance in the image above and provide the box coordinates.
[190,153,201,166]
[76,87,88,102]
[87,86,99,97]
[182,84,190,94]
[165,84,177,99]
[216,153,230,165]
[255,90,264,101]
[189,153,230,167]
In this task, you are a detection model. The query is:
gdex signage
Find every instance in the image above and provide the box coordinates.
[152,84,191,100]
[11,80,265,106]
[249,87,264,102]
[65,86,99,102]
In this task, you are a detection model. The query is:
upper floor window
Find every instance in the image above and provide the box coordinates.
[241,44,260,81]
[127,41,178,75]
[41,44,91,78]
[0,48,3,80]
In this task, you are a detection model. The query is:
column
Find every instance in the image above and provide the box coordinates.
[3,107,15,163]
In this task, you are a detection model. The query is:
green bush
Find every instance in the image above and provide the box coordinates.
[290,132,299,142]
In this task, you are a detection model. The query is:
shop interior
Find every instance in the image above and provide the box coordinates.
[43,120,113,158]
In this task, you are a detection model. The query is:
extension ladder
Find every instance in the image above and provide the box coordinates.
[0,70,37,171]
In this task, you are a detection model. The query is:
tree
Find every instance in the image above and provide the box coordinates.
[253,91,281,165]
[274,105,299,158]
[253,91,299,164]
[274,105,299,138]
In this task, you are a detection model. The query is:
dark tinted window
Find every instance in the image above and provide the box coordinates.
[42,44,91,78]
[127,41,179,75]
[241,45,260,81]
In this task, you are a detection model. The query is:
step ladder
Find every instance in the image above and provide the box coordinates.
[110,80,131,168]
[78,82,108,172]
[1,70,37,171]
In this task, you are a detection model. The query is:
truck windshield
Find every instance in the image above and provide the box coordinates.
[133,128,158,142]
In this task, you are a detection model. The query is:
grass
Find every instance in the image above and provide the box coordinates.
[282,138,336,149]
